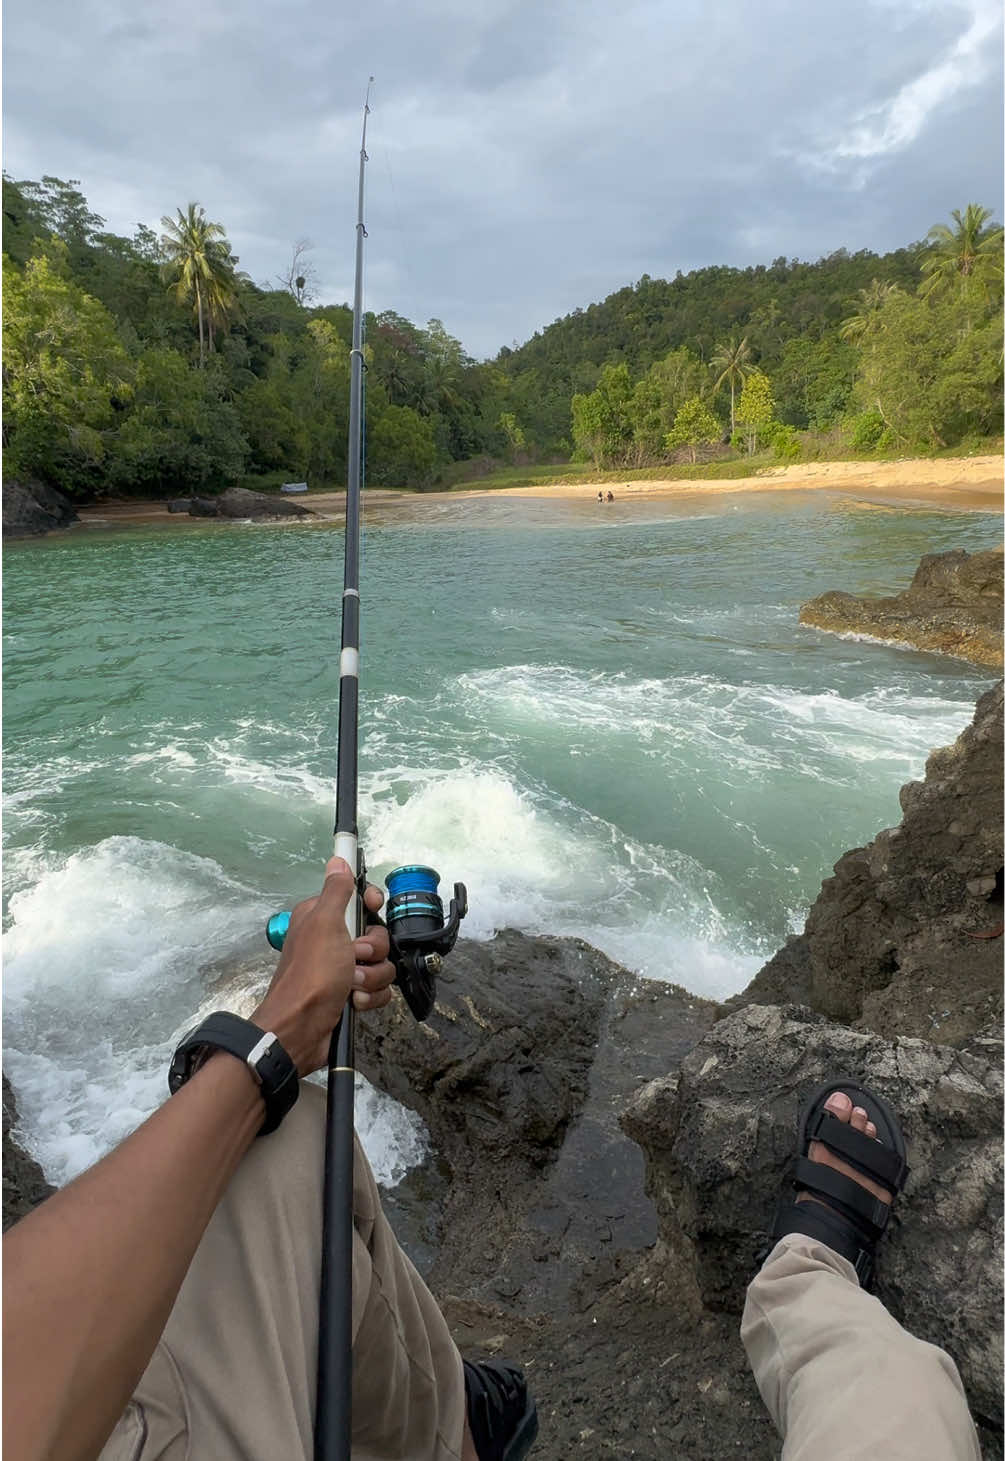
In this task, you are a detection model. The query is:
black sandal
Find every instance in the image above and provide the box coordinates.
[772,1079,910,1289]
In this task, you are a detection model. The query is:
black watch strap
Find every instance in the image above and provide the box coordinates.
[168,1011,299,1135]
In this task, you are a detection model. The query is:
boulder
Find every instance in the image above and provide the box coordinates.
[622,1004,1003,1429]
[735,682,1003,1044]
[188,497,220,517]
[3,1074,54,1230]
[166,498,193,513]
[214,487,312,519]
[2,480,78,538]
[799,547,1003,668]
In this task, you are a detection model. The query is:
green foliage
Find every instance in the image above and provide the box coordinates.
[2,251,133,496]
[852,285,1003,448]
[767,423,801,461]
[368,405,438,488]
[665,397,721,463]
[106,350,248,495]
[849,410,887,452]
[571,363,634,468]
[734,371,776,455]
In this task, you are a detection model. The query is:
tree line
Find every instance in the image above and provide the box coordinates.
[2,175,1001,501]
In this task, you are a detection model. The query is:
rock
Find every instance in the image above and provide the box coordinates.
[2,480,78,538]
[799,548,1003,668]
[214,487,312,519]
[166,498,193,513]
[188,497,220,517]
[3,1074,54,1230]
[357,929,716,1312]
[622,1004,1004,1429]
[735,682,1003,1045]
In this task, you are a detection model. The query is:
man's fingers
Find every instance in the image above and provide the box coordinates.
[363,882,385,914]
[315,857,356,926]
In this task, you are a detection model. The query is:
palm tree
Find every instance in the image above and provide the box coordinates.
[920,204,1003,301]
[160,204,236,365]
[839,280,903,342]
[710,336,752,434]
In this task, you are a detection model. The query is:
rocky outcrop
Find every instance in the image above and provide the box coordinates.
[800,548,1003,668]
[622,1005,1004,1430]
[2,480,79,538]
[3,1074,54,1230]
[176,487,313,520]
[357,929,716,1311]
[735,682,1003,1044]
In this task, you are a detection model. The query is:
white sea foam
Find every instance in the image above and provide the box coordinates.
[455,666,975,782]
[3,836,428,1188]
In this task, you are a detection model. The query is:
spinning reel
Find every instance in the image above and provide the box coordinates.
[266,863,467,1022]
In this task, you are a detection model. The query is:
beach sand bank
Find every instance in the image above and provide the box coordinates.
[74,454,1002,528]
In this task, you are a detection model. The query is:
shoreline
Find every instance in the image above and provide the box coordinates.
[72,454,1002,528]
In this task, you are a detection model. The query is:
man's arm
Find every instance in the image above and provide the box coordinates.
[3,857,395,1461]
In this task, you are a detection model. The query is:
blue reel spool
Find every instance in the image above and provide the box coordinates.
[384,864,444,938]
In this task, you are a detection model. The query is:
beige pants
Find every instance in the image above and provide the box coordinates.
[743,1235,982,1460]
[101,1089,981,1461]
[99,1083,466,1461]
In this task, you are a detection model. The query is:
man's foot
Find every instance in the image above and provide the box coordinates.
[462,1359,538,1461]
[770,1078,910,1288]
[797,1089,893,1210]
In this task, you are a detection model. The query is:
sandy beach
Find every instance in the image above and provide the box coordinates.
[75,454,1002,527]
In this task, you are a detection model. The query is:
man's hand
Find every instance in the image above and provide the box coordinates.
[252,857,397,1076]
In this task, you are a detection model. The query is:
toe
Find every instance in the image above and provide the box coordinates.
[824,1091,853,1120]
[865,1120,877,1139]
[850,1105,870,1132]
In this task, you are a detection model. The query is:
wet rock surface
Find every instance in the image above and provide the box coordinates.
[799,547,1004,668]
[2,480,79,538]
[3,1075,54,1230]
[735,681,1003,1045]
[357,930,716,1314]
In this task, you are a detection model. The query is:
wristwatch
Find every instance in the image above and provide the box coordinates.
[168,1011,299,1135]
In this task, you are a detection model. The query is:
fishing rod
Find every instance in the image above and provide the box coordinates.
[265,80,467,1461]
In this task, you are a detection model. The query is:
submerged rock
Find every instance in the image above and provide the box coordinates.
[622,1004,1003,1430]
[2,480,78,538]
[735,682,1003,1044]
[799,547,1004,668]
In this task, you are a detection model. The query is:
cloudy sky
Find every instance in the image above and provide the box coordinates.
[4,0,1002,358]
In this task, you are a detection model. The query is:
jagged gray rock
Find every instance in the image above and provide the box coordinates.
[622,1004,1004,1430]
[357,928,716,1312]
[2,480,78,538]
[799,547,1003,668]
[735,681,1003,1045]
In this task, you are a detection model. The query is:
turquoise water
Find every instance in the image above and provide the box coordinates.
[3,490,998,1182]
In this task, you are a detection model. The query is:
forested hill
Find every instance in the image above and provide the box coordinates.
[3,172,1002,500]
[494,248,924,450]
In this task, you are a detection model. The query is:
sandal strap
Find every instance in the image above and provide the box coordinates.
[792,1156,892,1237]
[807,1110,909,1191]
[773,1200,874,1287]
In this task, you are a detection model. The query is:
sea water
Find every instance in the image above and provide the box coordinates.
[2,490,998,1187]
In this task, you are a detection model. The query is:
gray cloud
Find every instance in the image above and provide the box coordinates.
[4,0,1001,357]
